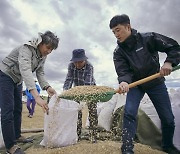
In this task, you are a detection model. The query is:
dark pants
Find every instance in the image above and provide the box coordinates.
[77,102,98,138]
[121,83,175,153]
[0,71,22,149]
[26,99,36,116]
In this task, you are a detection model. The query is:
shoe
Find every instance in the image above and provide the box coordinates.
[28,115,32,118]
[163,145,180,154]
[122,150,134,154]
[6,145,25,154]
[122,152,134,154]
[16,136,33,143]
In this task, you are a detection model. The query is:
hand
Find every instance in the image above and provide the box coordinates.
[119,81,129,94]
[160,62,172,76]
[35,96,49,114]
[47,87,57,97]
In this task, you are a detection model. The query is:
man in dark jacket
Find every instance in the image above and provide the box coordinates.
[109,14,180,154]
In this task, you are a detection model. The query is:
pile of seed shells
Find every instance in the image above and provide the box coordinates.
[59,86,115,102]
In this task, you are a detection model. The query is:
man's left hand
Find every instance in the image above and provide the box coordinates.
[160,62,172,76]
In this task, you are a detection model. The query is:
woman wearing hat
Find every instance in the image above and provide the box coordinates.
[63,49,98,143]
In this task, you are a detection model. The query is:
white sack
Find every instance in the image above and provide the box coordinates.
[98,104,115,131]
[98,95,117,131]
[140,94,161,128]
[0,109,5,148]
[40,95,80,148]
[113,94,126,114]
[86,94,117,131]
[140,90,180,150]
[170,89,180,150]
[85,102,104,127]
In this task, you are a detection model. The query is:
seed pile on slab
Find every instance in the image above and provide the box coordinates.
[59,86,115,102]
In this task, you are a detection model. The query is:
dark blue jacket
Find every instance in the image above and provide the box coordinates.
[113,29,180,90]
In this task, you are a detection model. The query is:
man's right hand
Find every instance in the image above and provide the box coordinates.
[35,96,49,114]
[119,81,129,94]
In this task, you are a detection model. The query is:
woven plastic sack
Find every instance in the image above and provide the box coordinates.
[0,109,5,148]
[40,95,80,147]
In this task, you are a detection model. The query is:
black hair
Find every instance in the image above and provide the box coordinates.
[109,14,130,29]
[40,31,59,50]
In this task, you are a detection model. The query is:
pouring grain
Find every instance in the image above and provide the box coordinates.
[59,86,115,102]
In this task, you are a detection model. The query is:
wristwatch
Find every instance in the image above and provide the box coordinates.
[43,86,51,91]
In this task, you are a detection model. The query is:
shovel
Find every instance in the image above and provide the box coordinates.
[59,65,180,102]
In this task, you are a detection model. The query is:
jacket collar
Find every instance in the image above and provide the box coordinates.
[25,33,44,59]
[26,33,42,48]
[117,29,138,51]
[73,61,88,70]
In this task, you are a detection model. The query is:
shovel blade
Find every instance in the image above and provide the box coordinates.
[59,91,115,102]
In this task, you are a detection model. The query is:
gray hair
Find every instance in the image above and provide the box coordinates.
[40,31,59,49]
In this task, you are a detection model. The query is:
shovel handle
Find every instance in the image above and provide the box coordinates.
[128,72,161,88]
[114,72,161,93]
[115,65,180,93]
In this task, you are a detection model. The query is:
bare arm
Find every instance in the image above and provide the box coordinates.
[30,88,49,114]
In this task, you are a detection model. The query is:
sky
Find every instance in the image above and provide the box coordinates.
[0,0,180,95]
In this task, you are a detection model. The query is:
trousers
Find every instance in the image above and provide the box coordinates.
[121,82,175,153]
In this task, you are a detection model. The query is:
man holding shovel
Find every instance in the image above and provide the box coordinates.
[109,14,180,154]
[0,31,59,154]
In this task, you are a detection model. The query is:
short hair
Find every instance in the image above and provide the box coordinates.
[40,31,59,50]
[109,14,130,29]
